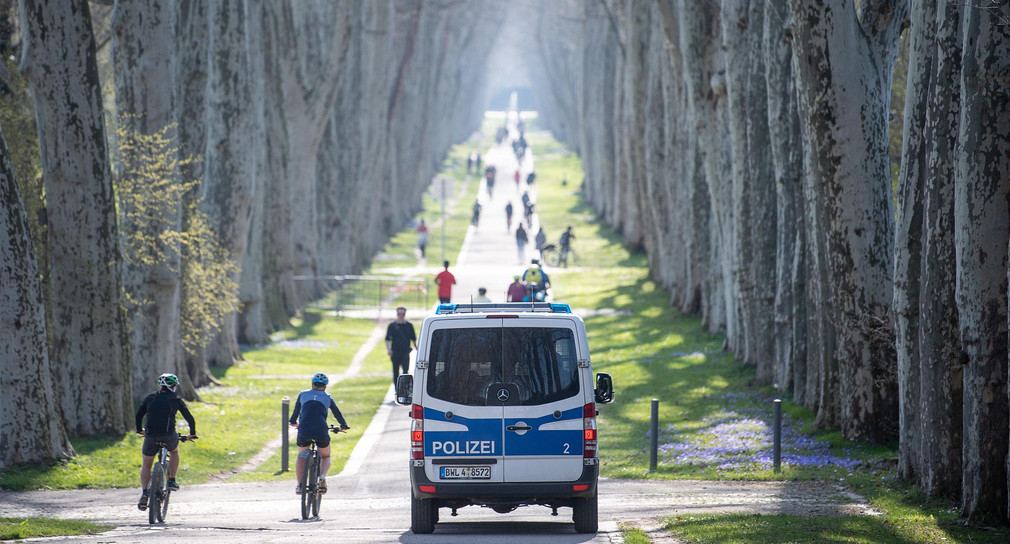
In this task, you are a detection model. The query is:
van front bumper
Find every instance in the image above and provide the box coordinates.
[410,461,598,502]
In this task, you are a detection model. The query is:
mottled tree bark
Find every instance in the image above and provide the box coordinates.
[175,0,215,388]
[0,126,75,466]
[112,0,189,402]
[18,0,132,435]
[954,2,1010,523]
[202,0,264,367]
[915,0,962,499]
[789,0,906,441]
[763,0,806,398]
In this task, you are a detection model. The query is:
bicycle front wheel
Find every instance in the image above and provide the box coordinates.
[299,456,312,520]
[148,464,163,524]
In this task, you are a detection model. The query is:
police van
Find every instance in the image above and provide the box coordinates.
[394,302,614,534]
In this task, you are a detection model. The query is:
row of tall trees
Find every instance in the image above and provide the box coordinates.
[0,0,503,467]
[525,0,1010,523]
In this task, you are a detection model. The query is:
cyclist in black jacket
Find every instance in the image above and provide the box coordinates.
[135,373,197,510]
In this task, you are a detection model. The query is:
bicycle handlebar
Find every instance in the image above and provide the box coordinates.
[328,425,349,434]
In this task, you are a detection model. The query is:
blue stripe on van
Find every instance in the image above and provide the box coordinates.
[504,406,584,456]
[424,408,503,457]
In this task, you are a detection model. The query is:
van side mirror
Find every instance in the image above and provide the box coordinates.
[395,375,413,405]
[595,372,614,404]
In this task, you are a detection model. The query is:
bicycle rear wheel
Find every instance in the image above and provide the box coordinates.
[148,464,163,524]
[299,455,312,519]
[309,455,321,517]
[158,488,170,522]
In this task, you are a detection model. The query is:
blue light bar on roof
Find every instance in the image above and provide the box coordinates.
[434,302,572,315]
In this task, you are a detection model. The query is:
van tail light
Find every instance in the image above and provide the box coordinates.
[411,404,424,460]
[583,403,597,458]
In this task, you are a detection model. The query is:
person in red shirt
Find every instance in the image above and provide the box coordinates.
[435,260,456,303]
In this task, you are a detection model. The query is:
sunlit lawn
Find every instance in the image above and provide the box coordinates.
[0,518,111,539]
[0,314,385,491]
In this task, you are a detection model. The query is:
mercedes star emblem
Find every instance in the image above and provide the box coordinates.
[497,388,510,402]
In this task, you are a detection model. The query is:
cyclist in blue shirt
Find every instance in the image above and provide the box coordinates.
[135,373,197,510]
[289,373,349,494]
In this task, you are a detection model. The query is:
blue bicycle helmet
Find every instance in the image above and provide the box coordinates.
[312,372,328,386]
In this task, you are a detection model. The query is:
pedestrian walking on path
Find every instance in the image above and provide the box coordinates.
[506,275,526,302]
[435,261,456,303]
[473,287,492,303]
[385,307,417,382]
[515,223,528,264]
[415,220,429,259]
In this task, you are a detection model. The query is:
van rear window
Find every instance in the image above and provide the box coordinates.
[427,327,579,406]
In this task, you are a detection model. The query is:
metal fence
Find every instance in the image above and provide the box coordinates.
[293,275,430,317]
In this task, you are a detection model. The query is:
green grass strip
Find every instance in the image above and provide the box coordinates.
[0,517,111,539]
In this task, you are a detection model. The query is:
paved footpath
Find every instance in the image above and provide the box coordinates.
[0,130,876,543]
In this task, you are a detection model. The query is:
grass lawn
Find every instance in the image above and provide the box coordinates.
[0,315,384,491]
[365,117,499,274]
[0,518,111,539]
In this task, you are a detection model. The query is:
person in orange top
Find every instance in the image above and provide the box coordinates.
[435,260,456,303]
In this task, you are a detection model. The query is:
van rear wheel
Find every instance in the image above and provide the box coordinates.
[411,495,436,534]
[572,493,598,533]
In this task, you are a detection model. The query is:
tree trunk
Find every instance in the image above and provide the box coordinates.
[789,0,906,442]
[202,0,264,367]
[722,0,776,380]
[764,0,806,397]
[955,2,1010,523]
[915,0,962,496]
[896,0,964,499]
[676,0,731,337]
[18,0,132,435]
[112,0,189,403]
[893,0,933,483]
[175,0,216,388]
[0,126,75,467]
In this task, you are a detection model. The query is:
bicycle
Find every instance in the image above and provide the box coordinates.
[299,425,344,520]
[145,434,195,524]
[543,244,579,268]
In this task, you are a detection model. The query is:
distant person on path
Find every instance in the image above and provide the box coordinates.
[559,225,575,266]
[474,287,492,303]
[526,172,536,186]
[415,219,429,258]
[467,153,474,174]
[506,275,526,302]
[514,169,521,188]
[535,227,547,256]
[475,153,482,172]
[289,373,349,494]
[505,202,514,230]
[515,223,529,264]
[471,200,481,227]
[435,261,456,303]
[386,307,417,382]
[136,373,197,510]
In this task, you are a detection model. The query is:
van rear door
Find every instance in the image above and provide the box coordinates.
[499,318,586,482]
[421,319,505,484]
